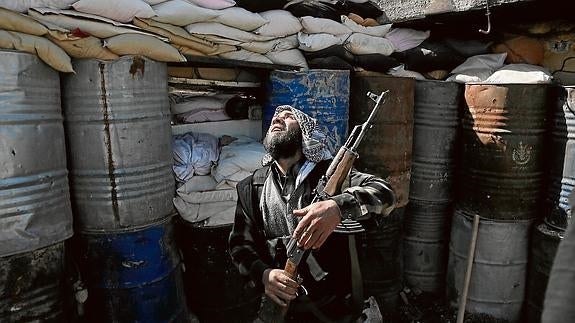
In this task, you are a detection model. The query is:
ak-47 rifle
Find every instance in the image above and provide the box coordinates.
[258,90,390,323]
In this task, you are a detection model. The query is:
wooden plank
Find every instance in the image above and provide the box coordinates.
[169,54,300,71]
[168,77,261,88]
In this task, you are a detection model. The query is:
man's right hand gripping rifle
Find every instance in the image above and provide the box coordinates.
[263,91,391,320]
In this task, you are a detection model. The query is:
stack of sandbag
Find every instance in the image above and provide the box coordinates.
[0,7,75,72]
[169,91,257,124]
[172,134,266,226]
[26,1,187,62]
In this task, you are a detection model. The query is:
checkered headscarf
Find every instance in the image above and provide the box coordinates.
[262,105,333,166]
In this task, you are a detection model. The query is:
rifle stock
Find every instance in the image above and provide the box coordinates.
[258,91,389,322]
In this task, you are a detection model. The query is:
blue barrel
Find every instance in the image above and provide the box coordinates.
[264,69,350,154]
[0,51,73,257]
[74,217,189,323]
[546,86,575,230]
[0,242,74,322]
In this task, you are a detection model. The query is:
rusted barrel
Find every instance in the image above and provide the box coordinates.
[350,72,414,208]
[404,80,462,293]
[0,51,73,257]
[546,86,575,230]
[458,84,550,220]
[358,208,404,311]
[74,217,189,323]
[264,69,350,154]
[61,57,175,231]
[0,242,74,322]
[524,222,563,323]
[447,210,532,322]
[179,223,260,323]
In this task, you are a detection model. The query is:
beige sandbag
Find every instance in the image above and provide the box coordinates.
[0,30,73,72]
[240,34,298,54]
[219,49,273,64]
[133,18,235,55]
[0,7,48,36]
[28,8,162,39]
[72,0,156,23]
[47,34,119,60]
[104,33,186,62]
[152,0,220,26]
[0,0,75,13]
[174,44,205,57]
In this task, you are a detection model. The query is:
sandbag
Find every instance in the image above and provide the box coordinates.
[385,28,430,52]
[133,18,236,55]
[152,0,220,26]
[298,32,347,52]
[345,33,395,55]
[28,8,161,38]
[300,16,351,35]
[0,7,48,36]
[213,7,268,32]
[303,44,355,64]
[284,0,340,21]
[484,64,553,84]
[219,49,273,64]
[186,22,276,42]
[0,30,73,72]
[265,49,309,69]
[255,10,302,37]
[446,53,507,83]
[390,40,465,73]
[0,0,75,13]
[187,0,235,9]
[104,33,186,62]
[341,15,391,37]
[143,0,168,4]
[240,34,298,54]
[48,34,119,60]
[492,35,545,65]
[72,0,156,23]
[235,0,287,12]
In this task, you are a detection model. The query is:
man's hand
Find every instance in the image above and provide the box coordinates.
[292,199,342,250]
[262,268,299,307]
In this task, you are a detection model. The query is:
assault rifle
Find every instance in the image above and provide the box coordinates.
[258,90,389,322]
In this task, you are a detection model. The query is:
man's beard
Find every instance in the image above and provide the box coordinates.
[263,126,303,161]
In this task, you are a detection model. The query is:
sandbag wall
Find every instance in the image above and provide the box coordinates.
[0,51,75,322]
[447,84,552,322]
[61,56,189,322]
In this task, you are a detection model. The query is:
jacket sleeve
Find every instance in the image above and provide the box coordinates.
[329,169,395,221]
[228,177,270,290]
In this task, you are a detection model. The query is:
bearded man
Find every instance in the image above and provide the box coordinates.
[229,105,395,322]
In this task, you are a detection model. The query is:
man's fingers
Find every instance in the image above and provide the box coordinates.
[293,216,312,239]
[313,231,328,249]
[302,228,322,249]
[268,294,287,307]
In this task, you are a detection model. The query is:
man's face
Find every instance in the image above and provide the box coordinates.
[263,110,303,160]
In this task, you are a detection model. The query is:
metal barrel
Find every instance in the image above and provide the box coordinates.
[74,216,189,323]
[524,222,563,323]
[404,80,462,293]
[0,242,74,322]
[458,84,550,220]
[447,210,532,322]
[545,86,575,230]
[349,72,415,208]
[178,223,260,323]
[264,69,350,154]
[61,57,175,232]
[0,51,73,257]
[358,207,404,311]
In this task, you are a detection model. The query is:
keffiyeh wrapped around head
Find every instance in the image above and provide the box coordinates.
[262,105,333,166]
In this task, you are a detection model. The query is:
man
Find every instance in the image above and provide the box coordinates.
[229,105,395,322]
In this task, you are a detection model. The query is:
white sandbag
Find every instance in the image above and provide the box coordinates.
[256,10,302,37]
[177,175,218,192]
[169,94,233,114]
[212,136,267,186]
[240,34,298,54]
[484,64,553,84]
[133,18,236,55]
[0,30,73,72]
[341,15,392,37]
[265,49,309,69]
[186,22,276,42]
[28,8,163,38]
[298,32,346,52]
[0,0,75,13]
[143,0,168,4]
[219,49,273,64]
[213,7,268,32]
[48,34,119,60]
[104,34,186,62]
[72,0,156,23]
[174,196,236,224]
[447,53,508,83]
[152,0,220,26]
[345,33,395,56]
[0,7,48,36]
[187,0,235,9]
[388,65,426,80]
[300,16,351,35]
[385,28,430,52]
